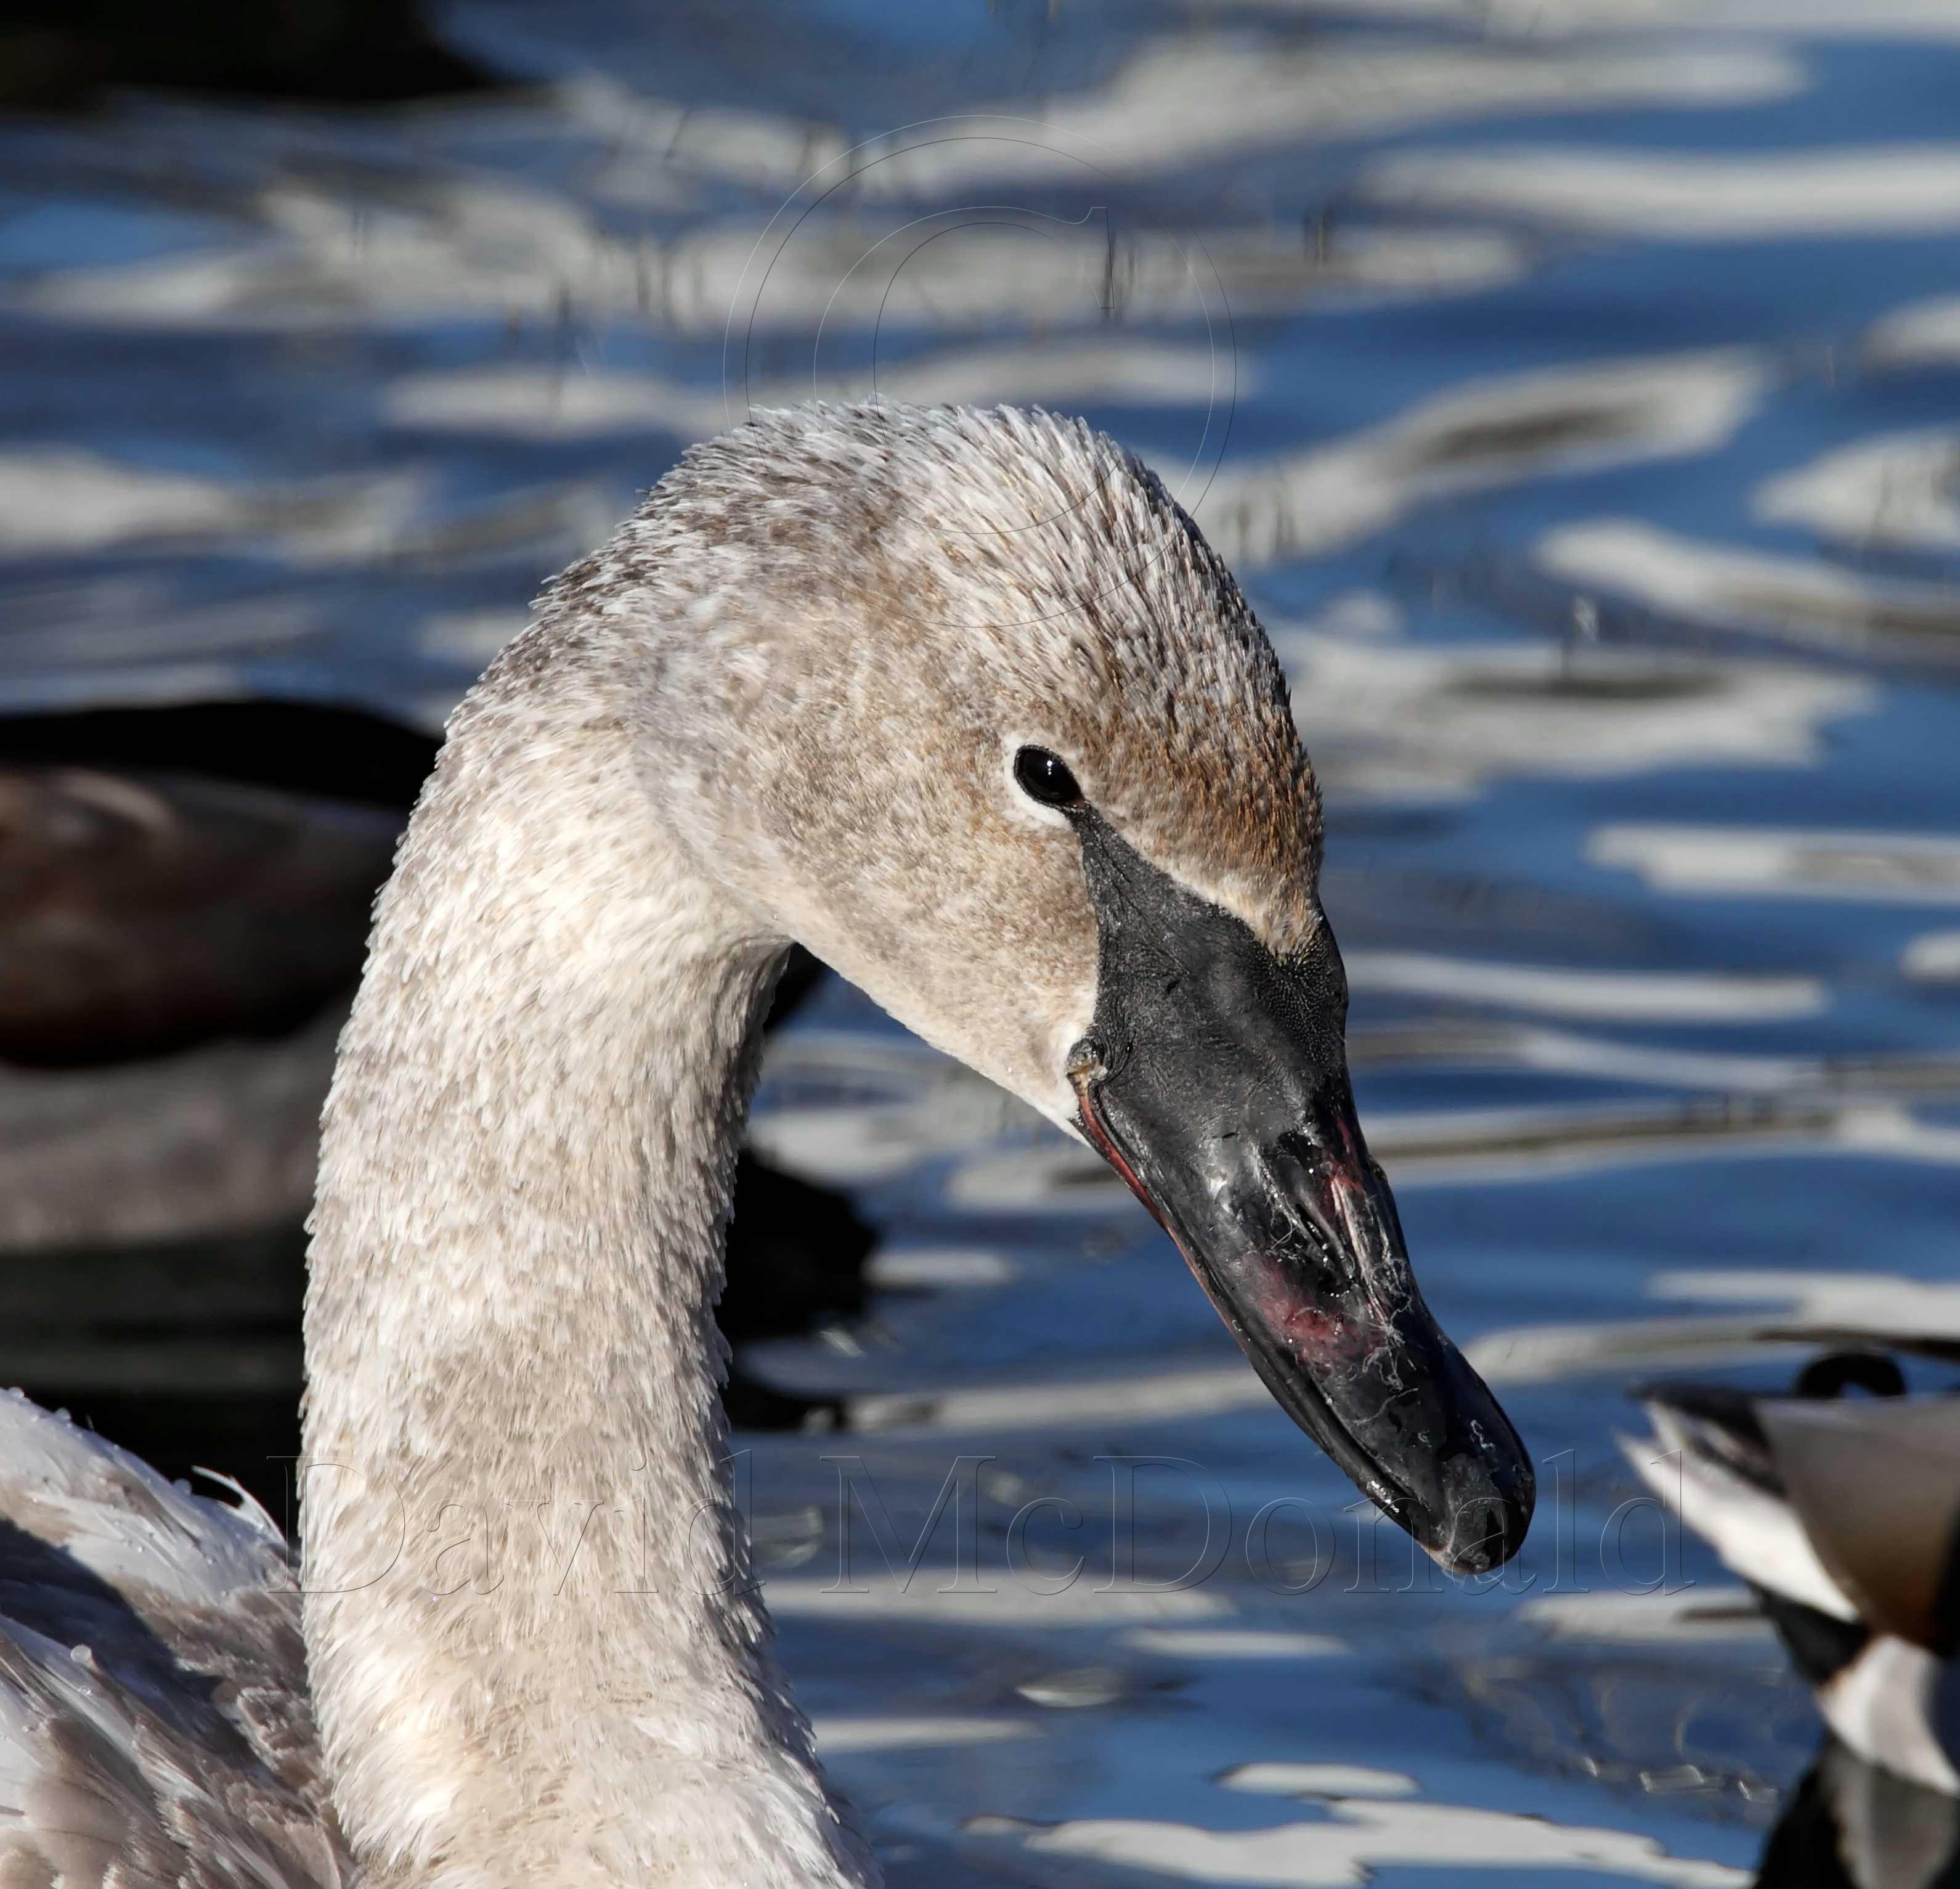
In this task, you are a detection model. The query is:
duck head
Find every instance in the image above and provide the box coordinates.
[625,402,1532,1574]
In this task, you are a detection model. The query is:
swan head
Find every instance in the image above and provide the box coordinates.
[609,402,1532,1574]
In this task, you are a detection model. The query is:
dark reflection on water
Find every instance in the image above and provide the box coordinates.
[6,0,1960,1883]
[1758,1744,1960,1889]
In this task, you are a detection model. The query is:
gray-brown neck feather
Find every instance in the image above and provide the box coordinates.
[303,629,876,1888]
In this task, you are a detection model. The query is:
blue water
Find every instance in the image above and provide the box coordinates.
[6,1,1960,1880]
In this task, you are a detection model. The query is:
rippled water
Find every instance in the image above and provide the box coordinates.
[7,1,1960,1881]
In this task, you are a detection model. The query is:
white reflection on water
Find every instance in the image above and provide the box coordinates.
[864,1249,1019,1290]
[1226,1766,1420,1796]
[1214,0,1960,37]
[0,451,253,553]
[1539,520,1960,660]
[1122,1629,1346,1658]
[1756,428,1960,555]
[1867,292,1960,367]
[388,340,1242,441]
[1341,953,1823,1021]
[0,451,443,564]
[1279,611,1866,798]
[1905,931,1960,981]
[846,1360,1272,1434]
[1357,1028,1816,1095]
[1516,1590,1770,1646]
[770,1579,1233,1627]
[25,199,1525,334]
[1365,144,1960,238]
[1590,823,1960,902]
[0,445,618,585]
[439,35,1797,203]
[1197,351,1765,568]
[0,588,328,675]
[988,1778,1749,1888]
[776,40,1798,194]
[812,1716,1038,1753]
[1471,1270,1960,1387]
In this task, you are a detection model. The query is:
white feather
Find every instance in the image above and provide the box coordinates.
[1820,1637,1960,1797]
[1619,1413,1858,1620]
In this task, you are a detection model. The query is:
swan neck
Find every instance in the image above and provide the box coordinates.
[303,641,874,1889]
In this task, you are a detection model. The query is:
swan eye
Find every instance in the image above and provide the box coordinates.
[1014,746,1083,809]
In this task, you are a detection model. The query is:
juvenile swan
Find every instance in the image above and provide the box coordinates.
[0,406,1530,1888]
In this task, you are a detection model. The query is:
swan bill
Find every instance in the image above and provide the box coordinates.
[1063,809,1534,1576]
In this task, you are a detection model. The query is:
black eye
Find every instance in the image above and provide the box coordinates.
[1013,746,1083,809]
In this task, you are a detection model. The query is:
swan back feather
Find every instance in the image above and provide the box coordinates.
[0,1390,346,1888]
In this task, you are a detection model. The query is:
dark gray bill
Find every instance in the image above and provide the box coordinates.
[1065,808,1533,1575]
